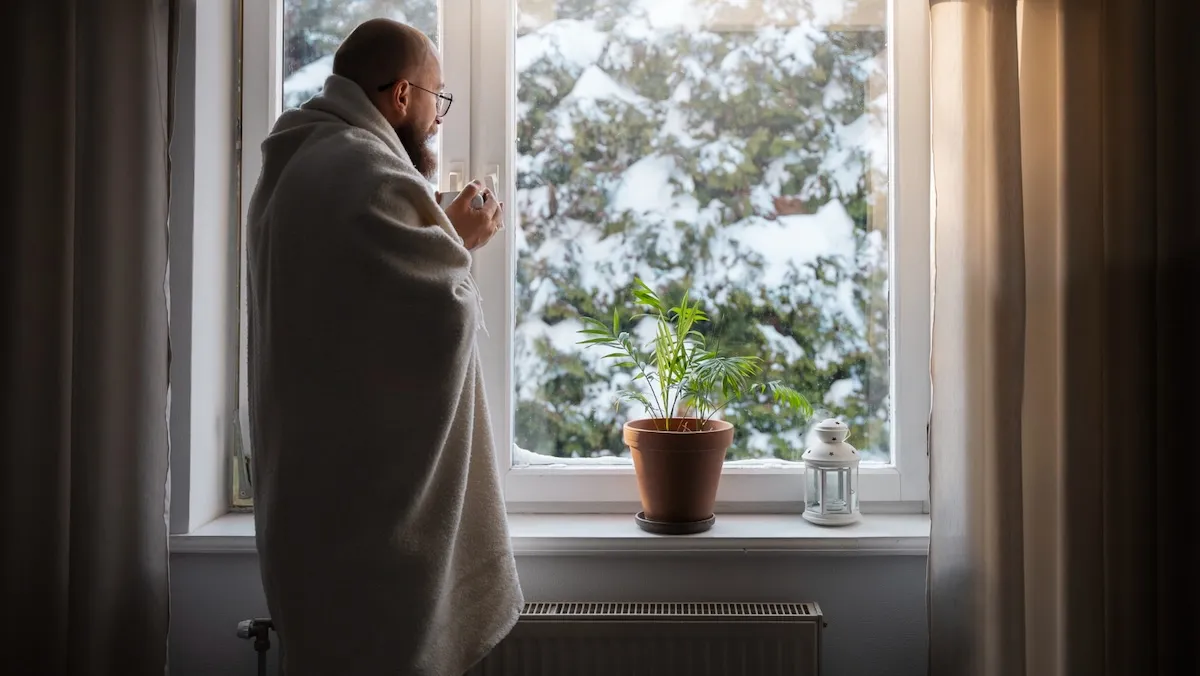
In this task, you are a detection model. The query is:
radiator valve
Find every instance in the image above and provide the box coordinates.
[237,618,274,654]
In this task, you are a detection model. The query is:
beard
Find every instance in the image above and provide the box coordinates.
[395,121,438,180]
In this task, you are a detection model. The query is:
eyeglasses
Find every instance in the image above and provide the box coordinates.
[377,80,453,118]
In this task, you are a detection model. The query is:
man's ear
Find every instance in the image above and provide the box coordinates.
[391,81,409,117]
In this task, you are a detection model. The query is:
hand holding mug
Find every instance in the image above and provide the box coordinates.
[442,180,504,251]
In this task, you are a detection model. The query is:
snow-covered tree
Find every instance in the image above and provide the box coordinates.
[514,1,889,461]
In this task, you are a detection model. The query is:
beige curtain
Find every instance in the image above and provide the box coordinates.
[927,0,1200,675]
[0,0,175,672]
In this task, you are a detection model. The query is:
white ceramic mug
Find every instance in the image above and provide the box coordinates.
[437,188,487,210]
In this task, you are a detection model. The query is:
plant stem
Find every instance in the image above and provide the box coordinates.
[623,340,666,422]
[701,399,734,427]
[659,309,672,432]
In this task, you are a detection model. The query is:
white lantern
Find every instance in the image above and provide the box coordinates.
[801,419,861,526]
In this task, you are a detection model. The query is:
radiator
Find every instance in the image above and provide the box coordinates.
[470,602,823,676]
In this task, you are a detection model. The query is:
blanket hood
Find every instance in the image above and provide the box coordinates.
[267,73,412,168]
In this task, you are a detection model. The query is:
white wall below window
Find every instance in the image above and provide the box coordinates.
[169,553,927,676]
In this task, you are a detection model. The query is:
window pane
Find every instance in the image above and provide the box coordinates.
[513,0,889,464]
[282,1,439,110]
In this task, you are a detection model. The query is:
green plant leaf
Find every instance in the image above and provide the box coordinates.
[759,382,814,418]
[617,389,658,418]
[575,278,812,432]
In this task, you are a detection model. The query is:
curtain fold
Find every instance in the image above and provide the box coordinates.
[928,1,1200,675]
[1,1,175,673]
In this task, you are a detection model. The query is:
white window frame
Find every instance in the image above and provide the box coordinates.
[473,0,930,513]
[170,0,243,534]
[237,0,931,515]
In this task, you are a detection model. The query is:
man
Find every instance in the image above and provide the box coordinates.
[246,19,523,676]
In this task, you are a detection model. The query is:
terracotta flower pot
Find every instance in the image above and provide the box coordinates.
[623,417,735,524]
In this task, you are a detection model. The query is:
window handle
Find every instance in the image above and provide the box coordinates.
[445,161,466,192]
[485,165,501,201]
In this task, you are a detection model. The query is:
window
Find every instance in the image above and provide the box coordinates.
[281,2,439,109]
[239,0,930,513]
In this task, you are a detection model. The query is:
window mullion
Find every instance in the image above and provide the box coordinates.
[471,0,517,484]
[889,0,932,508]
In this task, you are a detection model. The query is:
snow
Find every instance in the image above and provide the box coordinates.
[719,44,752,73]
[663,105,702,148]
[823,77,848,108]
[814,344,842,371]
[612,14,657,42]
[570,224,628,299]
[824,378,859,406]
[678,54,711,83]
[516,316,614,405]
[757,323,806,362]
[822,112,888,194]
[530,225,567,261]
[749,155,799,213]
[517,19,608,72]
[636,0,705,32]
[525,278,556,316]
[719,200,857,288]
[742,426,807,457]
[610,155,677,213]
[513,445,632,467]
[518,184,553,221]
[555,65,652,140]
[632,317,660,349]
[516,317,583,360]
[697,138,746,175]
[565,65,649,108]
[810,0,855,26]
[744,429,773,454]
[546,318,586,353]
[283,54,333,109]
[776,25,818,71]
[724,457,804,469]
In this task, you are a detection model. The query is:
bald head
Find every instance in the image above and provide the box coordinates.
[333,19,434,92]
[333,19,444,179]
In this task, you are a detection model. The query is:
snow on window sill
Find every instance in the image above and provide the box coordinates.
[512,446,892,468]
[169,512,929,556]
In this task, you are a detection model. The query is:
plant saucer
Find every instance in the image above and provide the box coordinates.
[634,511,716,535]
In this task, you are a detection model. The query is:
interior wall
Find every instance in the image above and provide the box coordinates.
[169,553,927,676]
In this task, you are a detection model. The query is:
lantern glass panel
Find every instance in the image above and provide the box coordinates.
[806,469,821,511]
[823,468,851,514]
[851,466,859,511]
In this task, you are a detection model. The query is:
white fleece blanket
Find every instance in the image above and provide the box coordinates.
[246,74,522,676]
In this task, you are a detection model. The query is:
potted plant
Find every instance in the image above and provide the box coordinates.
[578,278,812,534]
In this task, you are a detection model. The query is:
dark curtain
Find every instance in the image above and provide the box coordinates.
[1,0,176,673]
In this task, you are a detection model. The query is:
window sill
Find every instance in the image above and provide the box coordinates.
[170,512,929,556]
